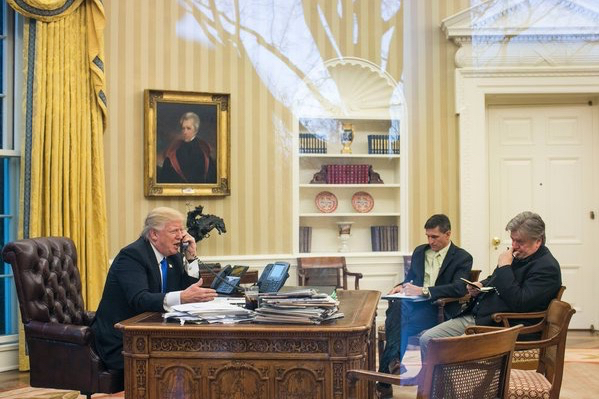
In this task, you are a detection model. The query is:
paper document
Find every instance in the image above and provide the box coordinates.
[172,297,245,313]
[381,292,428,301]
[460,278,494,292]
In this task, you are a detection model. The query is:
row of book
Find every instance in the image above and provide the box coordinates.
[299,133,400,154]
[300,225,399,253]
[299,133,328,153]
[323,164,370,184]
[299,226,312,253]
[254,289,343,324]
[368,135,400,154]
[371,225,399,251]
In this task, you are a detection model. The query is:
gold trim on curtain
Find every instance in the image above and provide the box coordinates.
[11,0,109,371]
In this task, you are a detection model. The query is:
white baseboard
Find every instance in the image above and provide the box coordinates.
[0,342,18,371]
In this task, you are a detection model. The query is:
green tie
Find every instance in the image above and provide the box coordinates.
[434,252,442,269]
[425,253,442,287]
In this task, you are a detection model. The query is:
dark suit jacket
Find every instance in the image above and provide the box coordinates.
[159,137,216,184]
[466,245,562,326]
[403,242,473,319]
[91,237,198,370]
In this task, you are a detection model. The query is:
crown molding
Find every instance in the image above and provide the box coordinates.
[442,0,599,42]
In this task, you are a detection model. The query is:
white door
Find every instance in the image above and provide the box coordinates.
[488,102,597,329]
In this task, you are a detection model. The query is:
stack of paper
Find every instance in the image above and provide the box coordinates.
[164,297,255,325]
[254,289,343,324]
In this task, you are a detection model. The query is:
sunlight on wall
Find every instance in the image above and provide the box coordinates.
[174,0,402,119]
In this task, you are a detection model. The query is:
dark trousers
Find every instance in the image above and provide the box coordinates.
[378,299,438,374]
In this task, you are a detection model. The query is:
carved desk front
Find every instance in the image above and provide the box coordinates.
[116,290,379,399]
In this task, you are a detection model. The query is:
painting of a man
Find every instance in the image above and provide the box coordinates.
[157,111,217,184]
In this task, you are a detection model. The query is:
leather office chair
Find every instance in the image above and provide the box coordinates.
[348,324,522,399]
[2,237,124,398]
[297,256,362,290]
[467,299,575,399]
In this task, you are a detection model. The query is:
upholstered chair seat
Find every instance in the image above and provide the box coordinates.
[508,368,551,399]
[511,349,540,370]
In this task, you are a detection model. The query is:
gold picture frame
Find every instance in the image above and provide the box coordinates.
[144,90,230,197]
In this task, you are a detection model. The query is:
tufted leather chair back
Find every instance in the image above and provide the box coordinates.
[2,236,123,398]
[6,237,91,326]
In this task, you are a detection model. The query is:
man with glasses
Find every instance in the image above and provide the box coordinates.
[92,207,217,371]
[419,211,562,366]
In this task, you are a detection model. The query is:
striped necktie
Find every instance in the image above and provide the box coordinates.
[160,257,168,293]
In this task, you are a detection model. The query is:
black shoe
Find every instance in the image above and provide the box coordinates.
[390,361,407,375]
[376,383,393,399]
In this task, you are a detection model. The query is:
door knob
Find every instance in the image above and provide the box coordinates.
[492,237,501,250]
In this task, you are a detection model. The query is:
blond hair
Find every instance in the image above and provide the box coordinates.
[141,207,185,239]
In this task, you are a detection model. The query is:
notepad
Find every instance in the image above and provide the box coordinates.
[460,277,494,292]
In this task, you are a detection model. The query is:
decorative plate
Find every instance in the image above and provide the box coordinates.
[315,191,338,213]
[351,191,374,213]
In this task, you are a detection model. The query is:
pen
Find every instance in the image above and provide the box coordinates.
[403,280,413,287]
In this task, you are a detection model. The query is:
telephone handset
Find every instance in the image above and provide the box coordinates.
[258,262,290,293]
[210,265,249,295]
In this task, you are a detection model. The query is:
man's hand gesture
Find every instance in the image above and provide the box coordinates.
[180,278,217,303]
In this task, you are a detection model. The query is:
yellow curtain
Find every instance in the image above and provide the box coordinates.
[8,0,109,370]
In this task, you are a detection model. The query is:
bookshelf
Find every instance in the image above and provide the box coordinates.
[293,117,408,255]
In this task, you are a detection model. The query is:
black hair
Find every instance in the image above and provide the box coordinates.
[424,214,451,233]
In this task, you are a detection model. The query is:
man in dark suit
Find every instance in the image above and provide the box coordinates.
[158,112,217,184]
[377,214,473,399]
[419,211,562,363]
[91,207,217,370]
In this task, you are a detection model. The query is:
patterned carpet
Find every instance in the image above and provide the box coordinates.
[0,387,79,399]
[1,349,597,398]
[0,387,124,399]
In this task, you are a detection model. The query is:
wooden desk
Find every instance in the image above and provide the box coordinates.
[116,290,379,399]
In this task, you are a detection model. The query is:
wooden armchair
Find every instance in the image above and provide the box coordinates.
[297,256,362,290]
[348,324,522,399]
[491,285,566,370]
[466,299,575,399]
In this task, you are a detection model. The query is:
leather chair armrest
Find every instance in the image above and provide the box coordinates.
[84,311,96,325]
[25,320,92,346]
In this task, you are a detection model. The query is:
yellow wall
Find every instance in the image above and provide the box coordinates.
[403,0,469,244]
[103,0,471,257]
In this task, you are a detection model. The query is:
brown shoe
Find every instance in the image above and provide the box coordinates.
[376,383,393,399]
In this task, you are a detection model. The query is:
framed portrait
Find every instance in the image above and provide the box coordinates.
[144,90,230,197]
